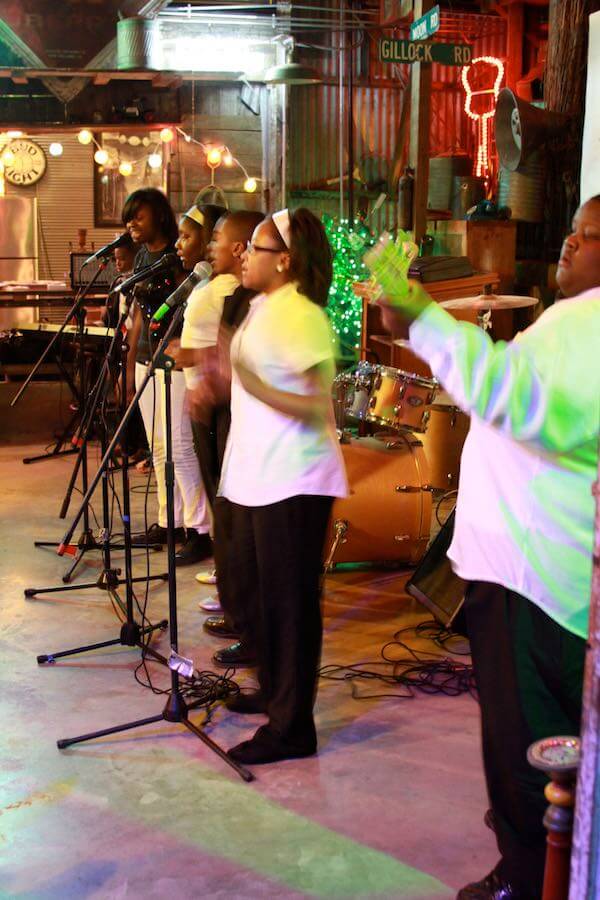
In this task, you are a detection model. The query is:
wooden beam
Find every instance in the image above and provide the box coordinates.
[11,73,29,85]
[93,73,112,86]
[409,0,434,246]
[152,73,183,89]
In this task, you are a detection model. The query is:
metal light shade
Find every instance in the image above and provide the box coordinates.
[262,61,321,85]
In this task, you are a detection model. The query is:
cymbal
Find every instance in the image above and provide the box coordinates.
[440,294,539,311]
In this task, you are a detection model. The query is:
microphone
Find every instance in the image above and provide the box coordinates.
[118,252,179,294]
[151,261,212,325]
[82,233,130,267]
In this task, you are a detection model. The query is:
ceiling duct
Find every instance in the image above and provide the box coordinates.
[117,16,164,70]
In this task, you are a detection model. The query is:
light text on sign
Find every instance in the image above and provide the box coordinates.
[379,39,473,66]
[410,4,440,41]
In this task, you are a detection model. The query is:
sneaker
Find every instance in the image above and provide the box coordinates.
[198,595,222,612]
[195,568,217,585]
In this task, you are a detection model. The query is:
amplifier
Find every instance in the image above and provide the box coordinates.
[70,252,117,290]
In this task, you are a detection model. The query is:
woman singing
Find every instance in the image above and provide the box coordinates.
[219,208,348,765]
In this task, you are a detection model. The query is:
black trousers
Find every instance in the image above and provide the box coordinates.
[191,405,230,511]
[229,495,334,750]
[464,581,586,899]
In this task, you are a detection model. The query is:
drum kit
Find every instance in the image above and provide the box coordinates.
[326,292,538,569]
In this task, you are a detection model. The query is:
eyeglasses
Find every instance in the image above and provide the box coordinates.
[246,240,282,255]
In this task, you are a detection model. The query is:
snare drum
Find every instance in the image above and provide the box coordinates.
[366,366,438,433]
[332,361,378,428]
[417,393,470,490]
[326,435,432,566]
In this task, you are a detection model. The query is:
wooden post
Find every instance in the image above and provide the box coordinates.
[528,736,580,900]
[408,0,434,247]
[505,3,524,92]
[569,472,600,899]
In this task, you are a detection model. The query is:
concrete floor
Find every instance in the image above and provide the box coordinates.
[0,443,497,900]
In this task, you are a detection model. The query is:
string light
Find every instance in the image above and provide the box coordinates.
[461,56,504,178]
[160,127,175,143]
[6,130,23,138]
[148,152,162,170]
[206,147,222,167]
[119,160,133,177]
[94,148,109,165]
[1,147,15,166]
[78,129,93,145]
[223,150,234,167]
[243,177,257,193]
[48,142,63,157]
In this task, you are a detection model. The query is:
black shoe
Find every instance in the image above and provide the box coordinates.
[457,863,524,899]
[227,727,315,765]
[213,641,256,668]
[225,691,266,714]
[175,531,213,567]
[131,523,185,545]
[203,615,239,639]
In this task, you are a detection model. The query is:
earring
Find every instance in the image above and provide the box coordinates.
[276,263,284,272]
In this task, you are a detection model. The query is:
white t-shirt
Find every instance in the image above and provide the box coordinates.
[219,282,349,506]
[181,273,239,389]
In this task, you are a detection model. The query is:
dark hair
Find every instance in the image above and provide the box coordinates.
[121,188,179,245]
[115,232,136,254]
[287,207,333,307]
[225,210,265,243]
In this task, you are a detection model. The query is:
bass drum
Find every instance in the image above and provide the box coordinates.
[326,435,432,567]
[417,392,470,491]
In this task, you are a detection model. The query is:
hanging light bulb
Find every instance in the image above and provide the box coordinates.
[78,129,93,145]
[48,142,63,157]
[243,177,257,194]
[159,127,174,143]
[223,151,234,167]
[1,147,15,166]
[94,148,109,165]
[206,147,222,167]
[119,160,133,177]
[147,152,162,170]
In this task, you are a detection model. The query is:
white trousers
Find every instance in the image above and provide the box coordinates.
[135,362,210,533]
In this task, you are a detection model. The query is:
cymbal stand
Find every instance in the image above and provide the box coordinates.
[44,304,253,782]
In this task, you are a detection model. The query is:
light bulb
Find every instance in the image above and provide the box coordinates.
[206,148,222,167]
[1,148,15,166]
[148,153,162,170]
[94,148,109,165]
[78,129,93,145]
[223,151,233,167]
[119,160,133,177]
[118,134,127,144]
[142,137,150,146]
[160,127,174,143]
[6,130,23,138]
[243,177,257,194]
[49,142,63,157]
[128,136,141,147]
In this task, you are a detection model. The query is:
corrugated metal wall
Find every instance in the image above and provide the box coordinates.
[289,12,507,229]
[6,134,117,281]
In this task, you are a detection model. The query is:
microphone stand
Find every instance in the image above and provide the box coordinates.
[26,301,167,599]
[37,301,253,782]
[12,262,106,465]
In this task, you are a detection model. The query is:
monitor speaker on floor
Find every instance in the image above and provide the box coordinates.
[406,508,467,634]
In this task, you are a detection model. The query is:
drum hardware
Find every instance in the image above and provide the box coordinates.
[395,484,434,493]
[324,519,349,572]
[394,534,410,542]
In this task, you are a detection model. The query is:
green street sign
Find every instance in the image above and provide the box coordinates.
[410,4,440,41]
[379,38,472,66]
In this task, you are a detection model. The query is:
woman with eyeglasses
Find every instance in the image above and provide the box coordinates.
[124,189,208,558]
[217,208,348,766]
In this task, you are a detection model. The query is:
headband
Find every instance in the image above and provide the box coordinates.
[183,205,205,227]
[272,208,291,249]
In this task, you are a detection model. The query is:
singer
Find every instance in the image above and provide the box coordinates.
[365,196,600,900]
[123,188,210,556]
[215,208,348,766]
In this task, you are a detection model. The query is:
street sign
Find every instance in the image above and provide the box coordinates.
[379,39,472,66]
[410,4,440,41]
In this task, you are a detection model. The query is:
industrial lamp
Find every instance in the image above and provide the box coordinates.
[262,36,321,86]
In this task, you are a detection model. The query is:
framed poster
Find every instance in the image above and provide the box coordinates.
[93,130,169,227]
